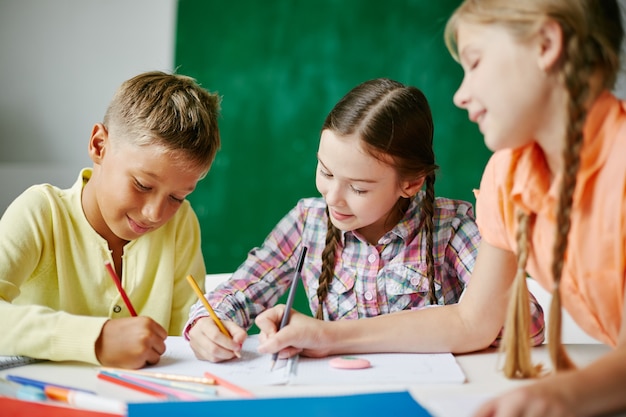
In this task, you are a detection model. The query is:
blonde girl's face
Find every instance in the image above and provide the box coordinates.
[452,21,553,151]
[84,123,206,246]
[315,129,417,245]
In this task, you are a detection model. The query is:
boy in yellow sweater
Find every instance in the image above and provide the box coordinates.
[0,71,220,369]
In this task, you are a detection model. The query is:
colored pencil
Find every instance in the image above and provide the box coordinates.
[186,274,241,358]
[104,261,137,316]
[203,371,255,398]
[6,374,96,394]
[99,369,216,396]
[127,375,216,396]
[100,367,215,385]
[270,246,307,370]
[98,370,201,400]
[97,371,169,399]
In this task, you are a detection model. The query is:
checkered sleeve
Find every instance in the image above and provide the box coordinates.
[442,199,545,347]
[186,203,306,331]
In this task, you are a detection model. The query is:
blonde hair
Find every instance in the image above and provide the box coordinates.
[445,0,623,378]
[103,71,221,170]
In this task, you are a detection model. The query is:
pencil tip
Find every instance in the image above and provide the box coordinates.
[269,360,275,371]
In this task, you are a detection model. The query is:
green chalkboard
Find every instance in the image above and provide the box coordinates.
[176,0,491,277]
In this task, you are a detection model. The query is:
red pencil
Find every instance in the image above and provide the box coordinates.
[203,371,255,398]
[97,371,168,399]
[104,261,137,316]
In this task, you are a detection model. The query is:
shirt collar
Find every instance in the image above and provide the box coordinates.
[510,91,621,217]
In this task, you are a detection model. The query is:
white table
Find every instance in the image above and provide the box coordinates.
[1,343,618,417]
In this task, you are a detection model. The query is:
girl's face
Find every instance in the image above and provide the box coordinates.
[83,123,206,248]
[452,21,553,152]
[315,129,418,245]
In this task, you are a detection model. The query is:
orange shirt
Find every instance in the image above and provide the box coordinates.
[476,91,626,346]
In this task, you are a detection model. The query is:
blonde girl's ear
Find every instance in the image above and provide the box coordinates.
[88,123,109,164]
[536,18,564,72]
[400,176,425,198]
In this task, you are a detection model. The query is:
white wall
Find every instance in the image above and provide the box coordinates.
[0,0,176,213]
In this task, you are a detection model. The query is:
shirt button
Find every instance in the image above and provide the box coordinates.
[367,253,377,263]
[364,291,374,301]
[382,238,391,244]
[113,305,122,313]
[410,277,420,286]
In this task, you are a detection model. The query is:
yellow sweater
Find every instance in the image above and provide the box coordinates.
[0,168,206,364]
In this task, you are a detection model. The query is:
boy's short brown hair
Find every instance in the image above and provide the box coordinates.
[103,71,221,170]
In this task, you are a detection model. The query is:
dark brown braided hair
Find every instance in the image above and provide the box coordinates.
[314,78,439,319]
[445,0,623,378]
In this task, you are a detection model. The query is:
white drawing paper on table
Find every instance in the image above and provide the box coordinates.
[155,336,291,386]
[150,336,465,389]
[292,351,465,385]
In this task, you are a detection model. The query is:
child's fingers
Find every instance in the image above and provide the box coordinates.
[189,317,244,361]
[276,345,303,360]
[255,305,287,335]
[256,321,300,356]
[96,317,168,369]
[218,321,244,357]
[224,319,246,340]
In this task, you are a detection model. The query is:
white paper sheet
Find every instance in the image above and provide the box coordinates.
[151,336,465,388]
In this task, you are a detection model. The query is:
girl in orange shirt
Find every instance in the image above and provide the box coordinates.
[255,1,626,415]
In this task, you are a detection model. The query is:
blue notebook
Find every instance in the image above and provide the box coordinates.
[128,390,432,417]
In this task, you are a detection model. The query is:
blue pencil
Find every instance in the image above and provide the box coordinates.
[6,374,96,394]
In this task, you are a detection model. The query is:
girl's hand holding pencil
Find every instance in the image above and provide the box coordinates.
[255,307,323,359]
[186,275,246,363]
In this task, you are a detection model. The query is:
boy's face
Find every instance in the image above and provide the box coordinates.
[83,123,206,246]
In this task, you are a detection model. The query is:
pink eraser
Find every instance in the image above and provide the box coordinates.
[329,356,371,370]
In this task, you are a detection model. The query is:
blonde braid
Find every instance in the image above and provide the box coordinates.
[502,211,542,378]
[547,32,591,372]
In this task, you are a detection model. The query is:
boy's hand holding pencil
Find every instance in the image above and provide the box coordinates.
[95,317,167,369]
[96,261,168,369]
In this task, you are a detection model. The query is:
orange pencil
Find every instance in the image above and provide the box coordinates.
[186,274,241,358]
[203,371,255,398]
[105,261,137,316]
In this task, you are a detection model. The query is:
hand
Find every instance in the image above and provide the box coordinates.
[95,317,168,369]
[474,382,572,417]
[255,305,331,359]
[188,317,245,362]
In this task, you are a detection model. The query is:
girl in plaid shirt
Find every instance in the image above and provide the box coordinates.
[186,78,544,362]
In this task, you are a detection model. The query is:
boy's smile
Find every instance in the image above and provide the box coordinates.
[82,123,206,250]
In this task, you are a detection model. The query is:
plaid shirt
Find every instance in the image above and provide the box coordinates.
[188,192,545,345]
